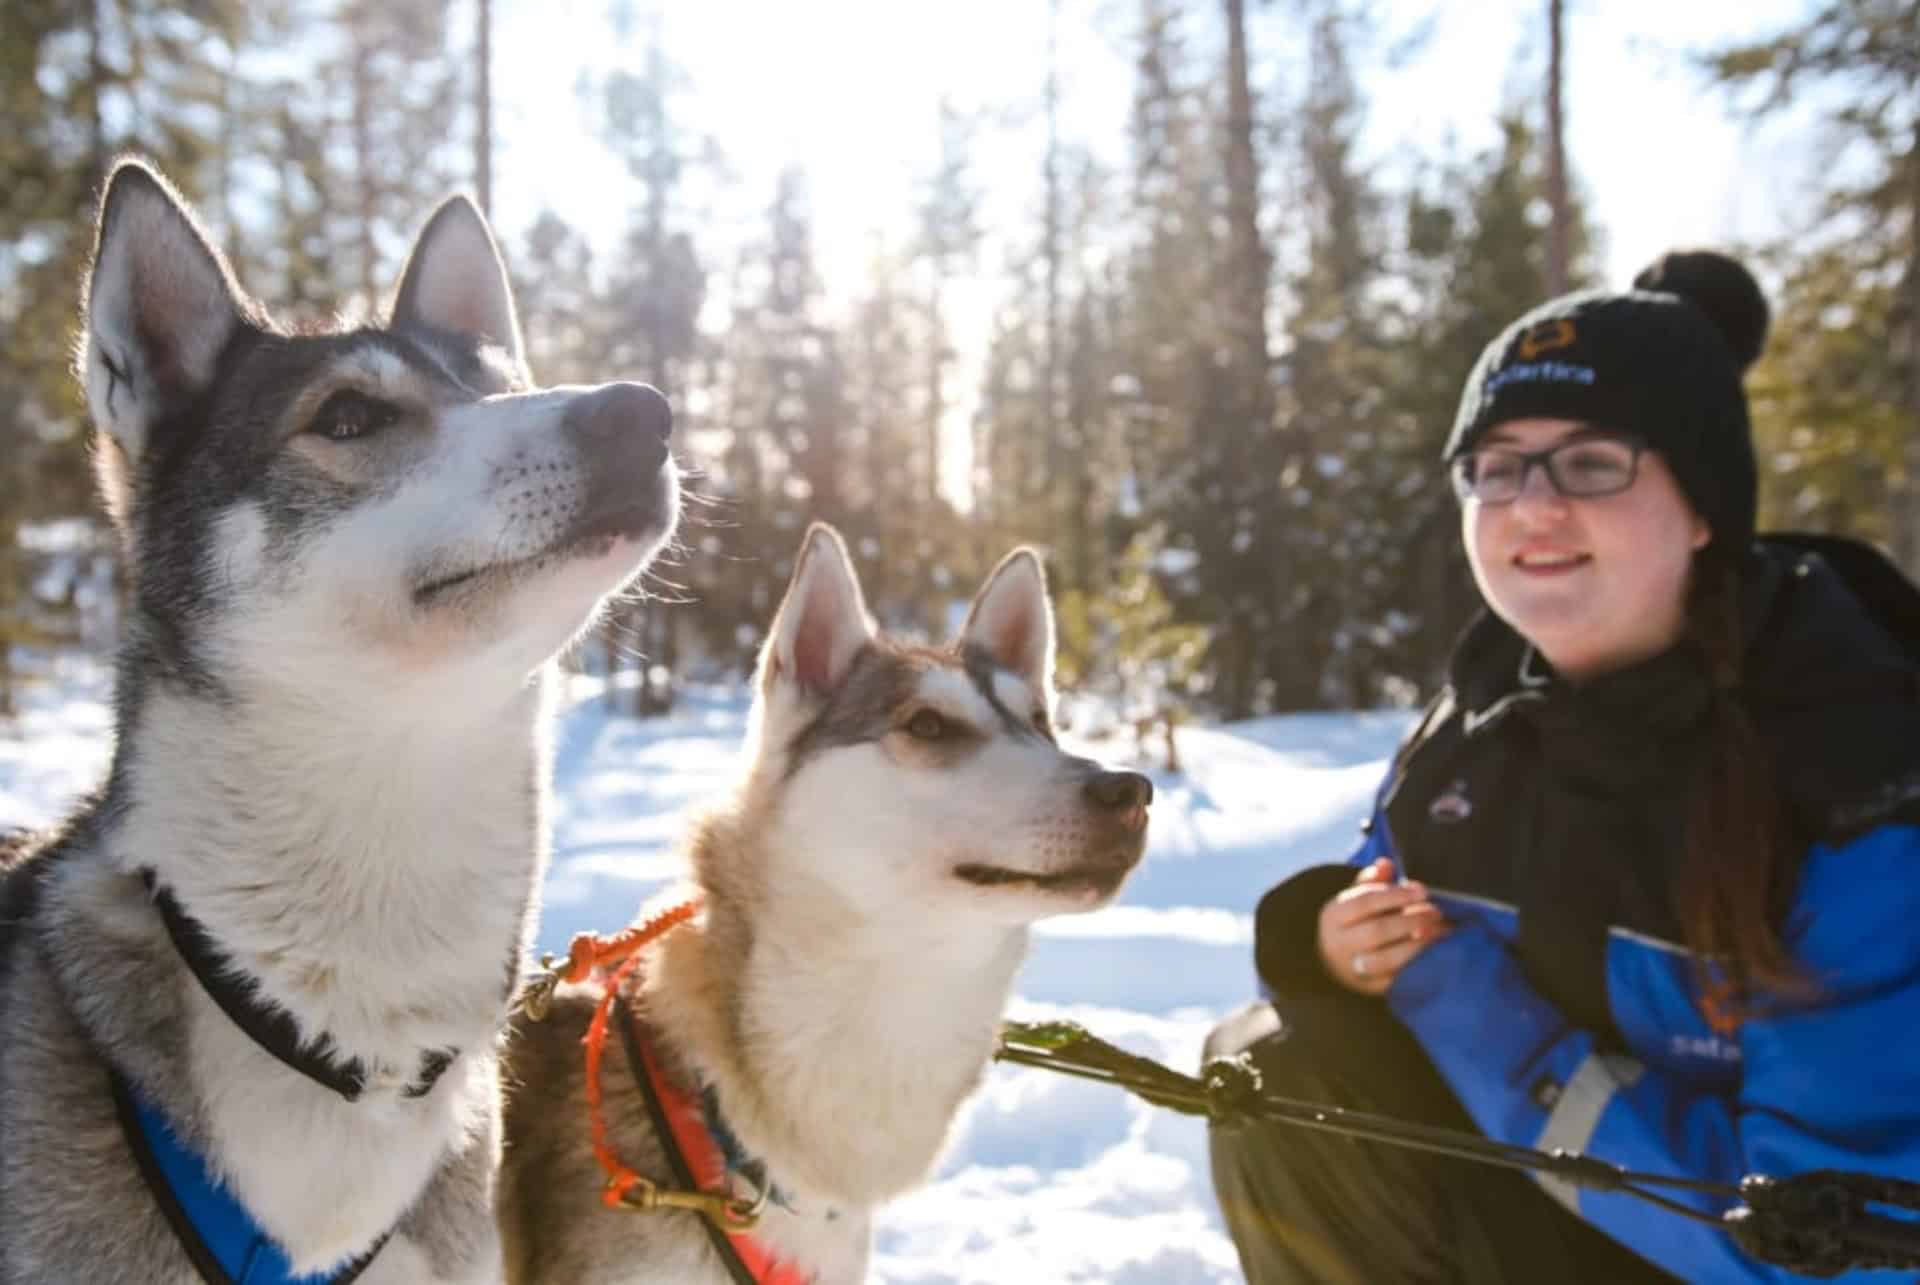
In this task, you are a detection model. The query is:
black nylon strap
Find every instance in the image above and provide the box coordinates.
[615,993,760,1285]
[141,870,453,1102]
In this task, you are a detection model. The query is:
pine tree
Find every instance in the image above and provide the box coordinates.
[1746,240,1907,543]
[592,26,711,712]
[845,242,935,622]
[698,168,840,667]
[1266,3,1394,710]
[1113,0,1246,711]
[222,1,460,325]
[511,211,599,387]
[914,99,983,513]
[1380,113,1596,690]
[0,0,247,701]
[1707,0,1920,565]
[1054,522,1207,767]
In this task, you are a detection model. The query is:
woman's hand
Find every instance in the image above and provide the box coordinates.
[1316,858,1450,996]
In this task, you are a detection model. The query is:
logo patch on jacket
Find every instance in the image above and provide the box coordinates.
[1428,779,1473,824]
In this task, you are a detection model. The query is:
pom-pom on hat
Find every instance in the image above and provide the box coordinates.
[1444,250,1771,556]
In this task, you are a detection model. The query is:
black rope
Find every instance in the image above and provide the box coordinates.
[995,1019,1920,1276]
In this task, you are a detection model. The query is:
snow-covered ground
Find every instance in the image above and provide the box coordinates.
[0,657,1413,1283]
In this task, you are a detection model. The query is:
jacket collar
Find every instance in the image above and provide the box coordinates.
[1447,539,1920,839]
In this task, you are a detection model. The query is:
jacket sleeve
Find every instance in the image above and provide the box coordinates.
[1385,824,1920,1283]
[1253,779,1394,998]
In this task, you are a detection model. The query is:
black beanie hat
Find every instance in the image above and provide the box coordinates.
[1444,250,1771,555]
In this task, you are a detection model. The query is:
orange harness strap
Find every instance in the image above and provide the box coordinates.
[558,901,812,1285]
[560,899,703,1206]
[619,997,815,1285]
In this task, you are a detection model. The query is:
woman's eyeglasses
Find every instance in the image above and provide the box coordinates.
[1449,435,1644,505]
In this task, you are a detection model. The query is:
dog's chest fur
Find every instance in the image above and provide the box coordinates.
[499,984,873,1285]
[0,900,500,1285]
[497,902,1031,1285]
[0,682,551,1284]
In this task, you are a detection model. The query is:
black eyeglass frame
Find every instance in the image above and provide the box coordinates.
[1448,432,1648,505]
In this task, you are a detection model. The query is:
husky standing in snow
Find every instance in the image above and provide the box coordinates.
[498,524,1154,1284]
[0,158,679,1283]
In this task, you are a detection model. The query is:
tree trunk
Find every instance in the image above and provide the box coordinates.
[632,602,656,717]
[1042,0,1063,534]
[218,37,238,256]
[924,289,944,512]
[657,612,679,714]
[476,0,492,216]
[1067,289,1098,591]
[1223,0,1273,718]
[602,619,620,709]
[1900,116,1920,574]
[1544,0,1570,295]
[88,0,106,168]
[349,12,378,306]
[1223,0,1269,420]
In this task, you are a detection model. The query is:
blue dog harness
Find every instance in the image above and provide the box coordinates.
[103,870,465,1282]
[110,1071,385,1285]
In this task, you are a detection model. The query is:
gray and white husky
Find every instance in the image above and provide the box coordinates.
[498,524,1153,1284]
[0,159,678,1283]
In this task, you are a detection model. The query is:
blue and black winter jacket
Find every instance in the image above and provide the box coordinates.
[1253,539,1920,1282]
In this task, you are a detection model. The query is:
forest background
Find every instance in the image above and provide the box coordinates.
[2,0,1914,728]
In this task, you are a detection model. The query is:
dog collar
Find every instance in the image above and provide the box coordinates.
[141,870,455,1102]
[616,993,811,1285]
[110,1069,386,1284]
[699,1080,794,1216]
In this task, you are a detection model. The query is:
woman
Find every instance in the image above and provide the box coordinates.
[1208,250,1920,1283]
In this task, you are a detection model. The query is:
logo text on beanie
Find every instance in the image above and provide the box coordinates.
[1484,360,1597,394]
[1517,318,1577,359]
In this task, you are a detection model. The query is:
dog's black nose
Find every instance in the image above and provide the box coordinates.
[564,382,672,475]
[1084,770,1153,811]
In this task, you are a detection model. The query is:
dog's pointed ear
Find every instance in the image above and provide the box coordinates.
[760,524,874,697]
[80,159,249,483]
[961,548,1055,698]
[390,194,525,366]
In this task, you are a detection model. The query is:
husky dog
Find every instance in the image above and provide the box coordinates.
[498,524,1153,1283]
[0,159,679,1283]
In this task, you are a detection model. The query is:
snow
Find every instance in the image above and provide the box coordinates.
[0,657,1414,1282]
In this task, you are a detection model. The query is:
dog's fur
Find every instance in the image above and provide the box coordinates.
[498,525,1153,1283]
[0,159,679,1283]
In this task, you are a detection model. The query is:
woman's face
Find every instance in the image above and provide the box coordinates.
[1460,418,1709,681]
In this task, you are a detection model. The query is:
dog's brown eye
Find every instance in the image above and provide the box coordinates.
[308,390,401,442]
[906,709,949,740]
[1032,710,1051,735]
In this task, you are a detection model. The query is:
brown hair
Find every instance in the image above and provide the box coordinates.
[1674,554,1810,1018]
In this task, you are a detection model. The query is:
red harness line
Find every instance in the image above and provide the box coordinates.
[622,1003,813,1285]
[563,901,812,1285]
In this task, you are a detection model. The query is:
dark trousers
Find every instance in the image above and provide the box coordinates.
[1205,996,1678,1285]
